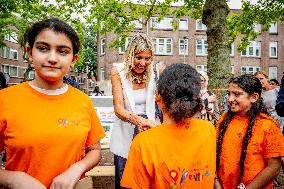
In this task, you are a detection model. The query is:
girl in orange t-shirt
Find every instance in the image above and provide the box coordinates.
[121,64,216,189]
[215,74,284,189]
[0,18,105,189]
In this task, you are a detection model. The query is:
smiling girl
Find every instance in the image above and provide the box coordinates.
[0,18,105,189]
[215,74,284,189]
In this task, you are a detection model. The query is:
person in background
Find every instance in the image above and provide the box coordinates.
[215,74,284,189]
[196,71,220,125]
[0,18,105,189]
[0,72,7,90]
[270,79,280,89]
[110,32,161,189]
[255,71,284,131]
[121,63,216,188]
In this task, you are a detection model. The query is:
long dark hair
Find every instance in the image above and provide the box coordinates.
[216,74,269,184]
[157,63,202,122]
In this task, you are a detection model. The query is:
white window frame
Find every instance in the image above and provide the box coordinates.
[179,38,188,55]
[253,24,261,33]
[196,19,207,31]
[229,43,234,57]
[269,66,278,79]
[150,17,173,30]
[131,19,142,29]
[100,38,106,55]
[1,64,18,77]
[118,37,131,54]
[269,42,278,58]
[4,32,18,43]
[29,70,35,79]
[1,46,18,60]
[241,66,260,75]
[196,65,207,72]
[196,39,208,56]
[269,22,277,34]
[241,41,261,57]
[100,67,105,80]
[152,38,172,55]
[179,19,188,30]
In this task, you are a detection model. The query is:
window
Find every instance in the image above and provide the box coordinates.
[152,38,172,55]
[179,19,188,30]
[100,67,105,80]
[119,37,131,54]
[254,24,261,33]
[0,46,18,60]
[269,22,277,34]
[131,19,142,29]
[269,66,277,79]
[196,65,207,72]
[196,39,208,56]
[269,42,277,58]
[179,38,188,55]
[150,17,173,30]
[29,70,35,79]
[1,64,18,77]
[241,41,261,57]
[100,38,106,55]
[229,43,234,56]
[241,66,260,75]
[78,77,86,84]
[89,80,95,88]
[196,19,207,31]
[4,32,18,43]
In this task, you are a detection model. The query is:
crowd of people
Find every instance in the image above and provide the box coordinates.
[0,17,283,189]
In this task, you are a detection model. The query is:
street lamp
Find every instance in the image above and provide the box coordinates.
[183,36,188,64]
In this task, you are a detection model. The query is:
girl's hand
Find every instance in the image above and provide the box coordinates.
[9,171,46,189]
[50,163,83,189]
[214,178,222,189]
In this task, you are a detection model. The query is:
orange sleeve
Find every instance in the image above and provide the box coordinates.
[263,120,284,158]
[121,138,151,189]
[0,98,5,151]
[85,101,106,149]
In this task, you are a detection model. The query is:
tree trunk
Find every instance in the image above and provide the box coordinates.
[202,0,232,92]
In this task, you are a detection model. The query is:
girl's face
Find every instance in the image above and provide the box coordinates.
[132,49,152,74]
[200,75,206,89]
[255,73,269,90]
[28,29,78,88]
[227,83,258,115]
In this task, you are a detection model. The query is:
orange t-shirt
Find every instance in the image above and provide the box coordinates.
[121,118,216,189]
[216,113,284,189]
[0,82,105,187]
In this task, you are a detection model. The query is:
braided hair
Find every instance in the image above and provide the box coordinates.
[124,32,154,84]
[216,74,269,184]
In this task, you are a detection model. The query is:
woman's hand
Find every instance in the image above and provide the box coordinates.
[9,171,46,189]
[137,117,155,132]
[50,163,83,189]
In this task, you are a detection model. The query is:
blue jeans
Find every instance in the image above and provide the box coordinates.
[114,114,148,189]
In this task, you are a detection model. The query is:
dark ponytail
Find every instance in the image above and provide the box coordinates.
[157,64,202,122]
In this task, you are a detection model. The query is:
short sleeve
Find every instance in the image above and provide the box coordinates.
[85,101,106,149]
[121,138,151,189]
[0,96,6,151]
[263,120,284,158]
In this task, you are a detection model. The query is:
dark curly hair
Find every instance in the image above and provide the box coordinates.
[22,18,80,55]
[157,63,202,122]
[216,74,269,185]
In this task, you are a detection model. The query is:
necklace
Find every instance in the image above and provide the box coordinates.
[131,72,147,84]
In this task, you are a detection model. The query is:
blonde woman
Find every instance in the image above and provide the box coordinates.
[110,33,161,188]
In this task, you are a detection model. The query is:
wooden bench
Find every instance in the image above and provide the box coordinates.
[85,165,115,177]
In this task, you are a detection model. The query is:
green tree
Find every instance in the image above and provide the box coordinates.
[87,0,284,91]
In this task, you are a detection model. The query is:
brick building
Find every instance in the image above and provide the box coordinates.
[0,33,94,94]
[97,12,283,83]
